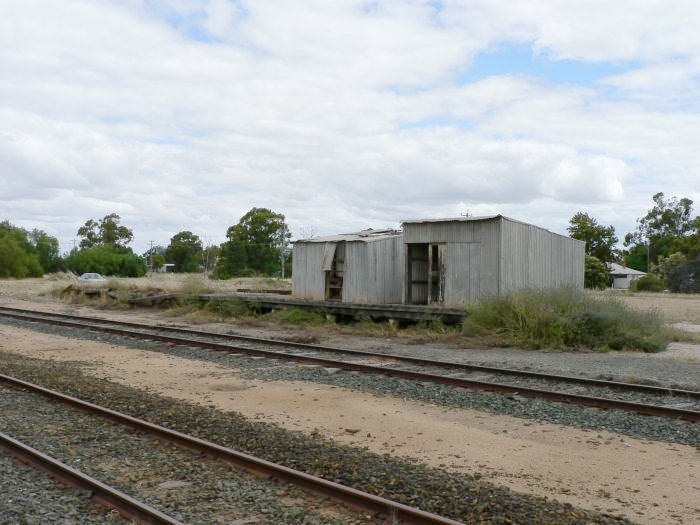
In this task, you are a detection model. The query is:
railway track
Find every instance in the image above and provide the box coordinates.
[0,372,462,525]
[1,306,698,422]
[0,429,182,524]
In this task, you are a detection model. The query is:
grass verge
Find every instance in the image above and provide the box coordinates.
[464,288,667,352]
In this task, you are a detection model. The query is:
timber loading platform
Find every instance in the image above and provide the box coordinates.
[128,292,467,324]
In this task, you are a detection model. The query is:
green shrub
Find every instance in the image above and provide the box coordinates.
[634,274,665,292]
[275,308,327,325]
[206,297,256,318]
[584,255,610,289]
[65,246,146,277]
[466,287,666,352]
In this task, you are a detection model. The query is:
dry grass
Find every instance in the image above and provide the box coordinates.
[0,273,290,299]
[1,274,698,349]
[588,290,700,323]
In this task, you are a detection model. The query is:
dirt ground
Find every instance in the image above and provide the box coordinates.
[0,317,698,524]
[590,290,700,323]
[1,278,699,524]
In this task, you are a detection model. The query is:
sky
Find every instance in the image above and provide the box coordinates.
[1,0,699,254]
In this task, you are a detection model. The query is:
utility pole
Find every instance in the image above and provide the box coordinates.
[647,242,651,273]
[148,240,154,274]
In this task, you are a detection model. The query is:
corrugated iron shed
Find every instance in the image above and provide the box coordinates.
[402,215,584,307]
[292,229,404,304]
[293,216,584,309]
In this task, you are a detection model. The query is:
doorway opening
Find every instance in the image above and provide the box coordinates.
[324,242,345,301]
[406,243,445,304]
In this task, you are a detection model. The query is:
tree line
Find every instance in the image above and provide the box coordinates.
[0,207,291,280]
[3,194,699,293]
[569,192,700,292]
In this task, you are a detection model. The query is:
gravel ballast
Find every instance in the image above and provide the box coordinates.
[0,349,632,525]
[0,453,121,524]
[0,384,373,525]
[6,317,698,448]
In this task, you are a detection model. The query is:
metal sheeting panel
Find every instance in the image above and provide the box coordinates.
[402,219,500,306]
[403,220,485,244]
[443,243,481,306]
[293,237,404,304]
[343,237,404,304]
[499,219,584,293]
[291,242,331,301]
[320,243,337,271]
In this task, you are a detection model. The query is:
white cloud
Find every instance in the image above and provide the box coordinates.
[0,0,698,253]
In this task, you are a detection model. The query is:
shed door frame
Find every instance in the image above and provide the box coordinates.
[428,243,446,304]
[324,242,345,301]
[406,243,445,305]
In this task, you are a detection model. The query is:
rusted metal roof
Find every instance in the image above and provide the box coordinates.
[295,228,402,243]
[401,214,502,224]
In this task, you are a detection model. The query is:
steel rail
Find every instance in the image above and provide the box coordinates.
[1,306,697,399]
[0,430,183,525]
[0,372,463,525]
[1,309,698,422]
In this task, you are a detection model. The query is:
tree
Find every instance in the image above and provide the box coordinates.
[652,252,687,283]
[567,212,618,264]
[77,213,134,250]
[623,244,649,272]
[667,259,700,293]
[29,229,61,272]
[201,244,221,272]
[624,193,699,266]
[584,255,610,289]
[142,246,166,272]
[215,208,291,278]
[165,231,203,273]
[0,221,44,278]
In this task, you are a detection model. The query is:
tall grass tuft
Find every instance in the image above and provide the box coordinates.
[269,308,328,326]
[178,275,213,306]
[206,297,256,318]
[465,287,667,352]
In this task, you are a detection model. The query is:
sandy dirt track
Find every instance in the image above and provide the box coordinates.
[1,323,698,525]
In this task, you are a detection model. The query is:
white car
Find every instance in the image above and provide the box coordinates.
[77,272,108,284]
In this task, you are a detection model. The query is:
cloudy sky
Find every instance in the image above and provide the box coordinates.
[2,1,699,254]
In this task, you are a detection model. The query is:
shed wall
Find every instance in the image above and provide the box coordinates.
[343,237,404,303]
[292,237,404,304]
[291,242,330,301]
[402,220,501,305]
[499,219,584,293]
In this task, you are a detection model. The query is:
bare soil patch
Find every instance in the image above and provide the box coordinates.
[0,324,697,525]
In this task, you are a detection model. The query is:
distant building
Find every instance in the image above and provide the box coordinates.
[608,262,646,289]
[401,215,584,307]
[292,229,404,304]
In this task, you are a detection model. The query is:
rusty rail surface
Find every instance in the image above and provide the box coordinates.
[1,307,698,422]
[2,306,696,400]
[0,372,463,525]
[0,430,183,525]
